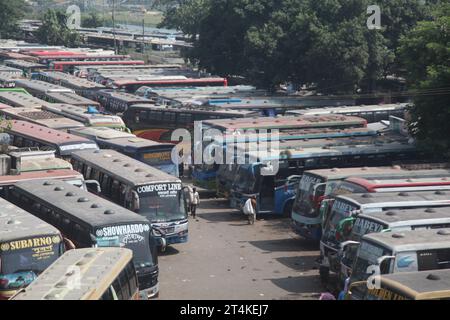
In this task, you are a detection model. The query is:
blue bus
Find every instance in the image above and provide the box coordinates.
[229,135,423,216]
[69,126,179,177]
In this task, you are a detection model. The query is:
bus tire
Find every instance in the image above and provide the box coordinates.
[283,201,293,218]
[319,266,330,284]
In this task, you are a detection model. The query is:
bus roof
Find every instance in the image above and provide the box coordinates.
[96,136,175,150]
[287,103,408,116]
[303,167,450,181]
[358,207,450,227]
[2,120,95,145]
[337,190,450,208]
[363,228,450,252]
[139,85,257,97]
[15,79,74,93]
[71,149,181,186]
[95,90,154,104]
[52,60,145,67]
[12,150,73,172]
[113,77,227,88]
[0,66,23,74]
[375,270,450,300]
[0,169,83,186]
[4,59,45,69]
[129,103,259,117]
[0,197,60,243]
[0,91,49,108]
[0,107,85,130]
[12,248,133,300]
[42,104,124,126]
[202,115,367,131]
[37,72,105,90]
[13,179,150,227]
[245,135,415,162]
[44,92,100,107]
[346,176,450,189]
[69,127,135,140]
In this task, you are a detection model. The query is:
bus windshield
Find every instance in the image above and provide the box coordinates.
[95,225,155,268]
[322,199,359,243]
[232,164,257,194]
[330,181,368,197]
[137,186,187,223]
[293,174,325,218]
[351,241,392,282]
[0,236,62,276]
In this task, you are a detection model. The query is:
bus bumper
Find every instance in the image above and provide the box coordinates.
[165,233,188,245]
[292,220,322,242]
[140,283,159,300]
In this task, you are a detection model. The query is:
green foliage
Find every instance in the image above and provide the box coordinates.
[399,4,450,155]
[82,12,104,28]
[162,0,440,91]
[0,0,27,39]
[35,9,81,47]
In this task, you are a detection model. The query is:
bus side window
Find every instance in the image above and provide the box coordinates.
[100,286,115,300]
[111,278,123,300]
[85,166,92,180]
[111,180,121,203]
[117,267,132,300]
[101,174,111,196]
[125,262,138,298]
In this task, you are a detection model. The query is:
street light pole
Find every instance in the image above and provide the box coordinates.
[112,0,117,54]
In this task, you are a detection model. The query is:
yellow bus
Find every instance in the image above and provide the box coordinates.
[347,269,450,300]
[11,248,139,300]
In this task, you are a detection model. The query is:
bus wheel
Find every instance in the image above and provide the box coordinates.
[319,266,330,284]
[283,201,293,218]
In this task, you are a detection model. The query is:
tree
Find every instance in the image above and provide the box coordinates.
[0,0,27,39]
[399,4,450,156]
[82,12,104,28]
[35,10,80,47]
[162,0,439,91]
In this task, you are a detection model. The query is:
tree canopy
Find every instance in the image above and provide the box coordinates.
[161,0,441,92]
[0,0,27,39]
[35,9,81,47]
[399,3,450,155]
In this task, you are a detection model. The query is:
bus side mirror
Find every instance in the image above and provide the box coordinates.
[339,241,360,255]
[132,191,140,212]
[85,180,101,193]
[320,199,334,227]
[313,183,327,198]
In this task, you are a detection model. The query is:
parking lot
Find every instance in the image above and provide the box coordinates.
[158,198,323,300]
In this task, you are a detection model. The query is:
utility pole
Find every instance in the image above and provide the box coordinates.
[142,17,145,55]
[112,0,117,54]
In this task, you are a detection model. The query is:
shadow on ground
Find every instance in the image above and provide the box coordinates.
[275,255,319,272]
[248,238,319,253]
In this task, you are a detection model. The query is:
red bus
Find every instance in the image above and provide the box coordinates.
[336,176,450,194]
[1,120,99,158]
[50,61,145,74]
[112,77,228,92]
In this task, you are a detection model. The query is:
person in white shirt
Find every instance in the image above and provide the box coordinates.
[190,188,200,219]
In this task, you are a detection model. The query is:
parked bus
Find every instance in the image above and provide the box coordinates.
[112,76,228,92]
[7,179,160,299]
[7,149,73,173]
[50,60,145,74]
[93,90,153,113]
[0,74,18,88]
[3,60,46,75]
[0,107,84,130]
[123,104,259,142]
[1,120,99,159]
[347,228,450,300]
[70,149,188,246]
[36,54,131,65]
[286,103,408,123]
[319,191,450,283]
[207,127,379,193]
[339,207,450,289]
[14,79,101,109]
[136,85,259,100]
[201,115,368,136]
[0,92,48,108]
[347,269,450,300]
[292,167,450,241]
[69,127,178,176]
[229,135,422,217]
[0,198,64,300]
[32,71,105,99]
[42,104,127,131]
[0,66,23,76]
[11,248,139,300]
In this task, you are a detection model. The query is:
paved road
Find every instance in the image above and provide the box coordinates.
[158,198,324,300]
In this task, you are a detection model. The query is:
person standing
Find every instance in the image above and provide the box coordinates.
[191,188,200,219]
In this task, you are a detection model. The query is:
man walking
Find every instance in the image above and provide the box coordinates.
[191,187,200,219]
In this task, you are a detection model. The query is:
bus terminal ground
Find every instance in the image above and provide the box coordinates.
[158,197,324,300]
